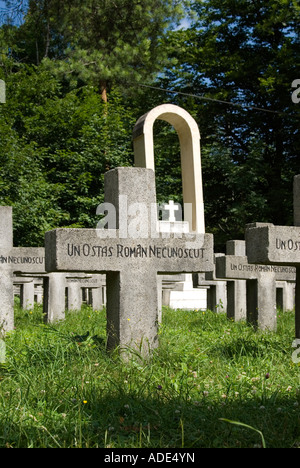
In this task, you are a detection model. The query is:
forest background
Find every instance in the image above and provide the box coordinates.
[0,0,299,251]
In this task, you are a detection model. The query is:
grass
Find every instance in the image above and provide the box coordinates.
[0,301,299,448]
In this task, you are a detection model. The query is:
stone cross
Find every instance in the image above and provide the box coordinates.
[0,207,45,334]
[216,240,296,331]
[217,241,247,321]
[246,175,300,337]
[14,276,37,310]
[45,167,213,357]
[163,201,179,223]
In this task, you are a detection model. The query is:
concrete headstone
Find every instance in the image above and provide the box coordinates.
[0,207,45,334]
[246,175,300,337]
[45,167,214,356]
[216,240,296,331]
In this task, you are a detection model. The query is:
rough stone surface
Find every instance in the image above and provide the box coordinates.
[246,224,300,266]
[45,167,214,356]
[215,240,296,331]
[46,228,214,275]
[216,255,296,281]
[133,104,205,234]
[246,175,300,337]
[43,273,67,323]
[0,206,45,333]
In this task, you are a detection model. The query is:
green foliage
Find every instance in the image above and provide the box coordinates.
[8,0,187,94]
[164,0,299,248]
[0,63,135,245]
[0,0,299,249]
[0,306,299,448]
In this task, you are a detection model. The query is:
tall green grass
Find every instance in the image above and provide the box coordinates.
[0,303,299,448]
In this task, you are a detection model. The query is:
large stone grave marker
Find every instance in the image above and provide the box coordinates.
[216,240,296,331]
[45,167,213,356]
[0,207,45,333]
[246,175,300,337]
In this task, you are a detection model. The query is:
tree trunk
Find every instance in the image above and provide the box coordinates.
[100,81,108,103]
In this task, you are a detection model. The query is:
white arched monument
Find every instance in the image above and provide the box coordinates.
[133,104,207,310]
[133,104,205,234]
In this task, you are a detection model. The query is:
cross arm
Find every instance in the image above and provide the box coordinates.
[246,225,300,266]
[0,247,45,273]
[216,254,296,281]
[45,229,214,274]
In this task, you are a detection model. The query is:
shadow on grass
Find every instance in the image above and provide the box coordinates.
[0,393,299,448]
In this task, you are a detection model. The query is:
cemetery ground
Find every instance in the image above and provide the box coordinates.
[0,302,299,449]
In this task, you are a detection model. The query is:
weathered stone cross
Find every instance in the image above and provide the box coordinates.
[246,175,300,337]
[45,167,213,356]
[216,239,296,331]
[0,207,45,334]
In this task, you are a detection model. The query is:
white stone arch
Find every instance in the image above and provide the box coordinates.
[132,104,205,234]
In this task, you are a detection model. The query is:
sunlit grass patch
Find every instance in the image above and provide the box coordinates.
[0,305,299,448]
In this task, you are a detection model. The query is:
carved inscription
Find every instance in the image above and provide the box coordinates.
[230,262,296,274]
[0,255,45,265]
[67,243,205,260]
[276,238,300,252]
[67,278,98,284]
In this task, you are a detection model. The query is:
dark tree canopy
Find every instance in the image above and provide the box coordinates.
[0,0,299,250]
